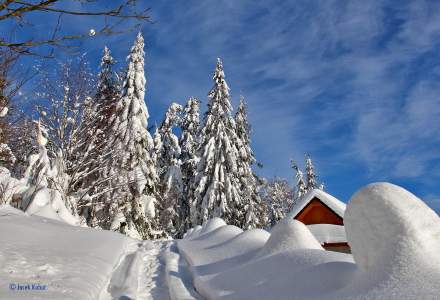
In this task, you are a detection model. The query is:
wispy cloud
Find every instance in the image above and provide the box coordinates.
[138,0,440,206]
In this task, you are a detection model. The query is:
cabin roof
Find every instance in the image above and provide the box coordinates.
[287,189,346,220]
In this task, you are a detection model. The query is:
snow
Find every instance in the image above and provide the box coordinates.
[258,219,322,257]
[179,183,440,299]
[0,106,8,117]
[0,167,27,204]
[199,217,227,235]
[180,220,353,300]
[0,205,170,299]
[24,187,79,226]
[307,224,347,244]
[339,182,440,299]
[165,242,202,300]
[143,195,157,218]
[287,188,346,219]
[0,205,130,299]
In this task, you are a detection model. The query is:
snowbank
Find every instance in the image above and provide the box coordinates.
[0,205,134,300]
[339,182,440,299]
[199,218,227,236]
[165,242,202,300]
[179,183,440,299]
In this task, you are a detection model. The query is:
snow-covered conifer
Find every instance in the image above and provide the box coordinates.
[108,32,162,239]
[74,46,122,227]
[191,58,243,227]
[291,160,306,203]
[305,154,318,191]
[180,97,200,231]
[234,96,263,229]
[260,177,294,228]
[156,103,184,237]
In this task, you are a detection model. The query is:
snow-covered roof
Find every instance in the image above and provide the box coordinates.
[307,224,347,244]
[287,189,346,220]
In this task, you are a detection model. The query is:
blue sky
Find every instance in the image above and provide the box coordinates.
[7,1,440,212]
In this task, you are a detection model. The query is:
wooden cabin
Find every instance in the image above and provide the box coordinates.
[287,189,350,253]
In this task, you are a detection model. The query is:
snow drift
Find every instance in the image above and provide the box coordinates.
[0,205,134,299]
[339,182,440,299]
[179,182,440,299]
[23,187,79,226]
[258,219,322,257]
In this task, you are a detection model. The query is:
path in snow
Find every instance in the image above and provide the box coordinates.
[105,240,171,300]
[140,241,170,300]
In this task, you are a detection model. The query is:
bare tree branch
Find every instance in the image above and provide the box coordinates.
[0,0,152,56]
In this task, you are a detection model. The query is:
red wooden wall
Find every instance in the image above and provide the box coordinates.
[294,198,343,225]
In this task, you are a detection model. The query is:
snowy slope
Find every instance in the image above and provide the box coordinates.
[0,205,170,300]
[179,183,440,300]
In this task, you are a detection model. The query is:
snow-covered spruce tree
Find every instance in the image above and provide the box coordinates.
[179,97,200,231]
[260,177,294,228]
[156,103,184,238]
[305,154,321,192]
[234,95,264,229]
[191,58,244,227]
[72,46,122,227]
[108,32,163,239]
[291,160,306,203]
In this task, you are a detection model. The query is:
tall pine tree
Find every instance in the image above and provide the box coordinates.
[234,96,263,229]
[156,103,184,237]
[73,46,121,227]
[191,58,243,227]
[291,160,306,203]
[305,154,318,191]
[180,97,200,231]
[108,32,162,239]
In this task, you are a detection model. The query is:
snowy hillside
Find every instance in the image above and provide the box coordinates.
[0,205,170,300]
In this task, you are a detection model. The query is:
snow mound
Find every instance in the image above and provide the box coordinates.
[340,182,440,298]
[179,225,244,267]
[179,183,440,299]
[199,218,227,236]
[0,206,134,300]
[258,219,322,257]
[24,187,79,226]
[0,204,25,216]
[196,249,355,300]
[187,225,202,239]
[195,229,269,268]
[189,225,243,246]
[183,228,195,238]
